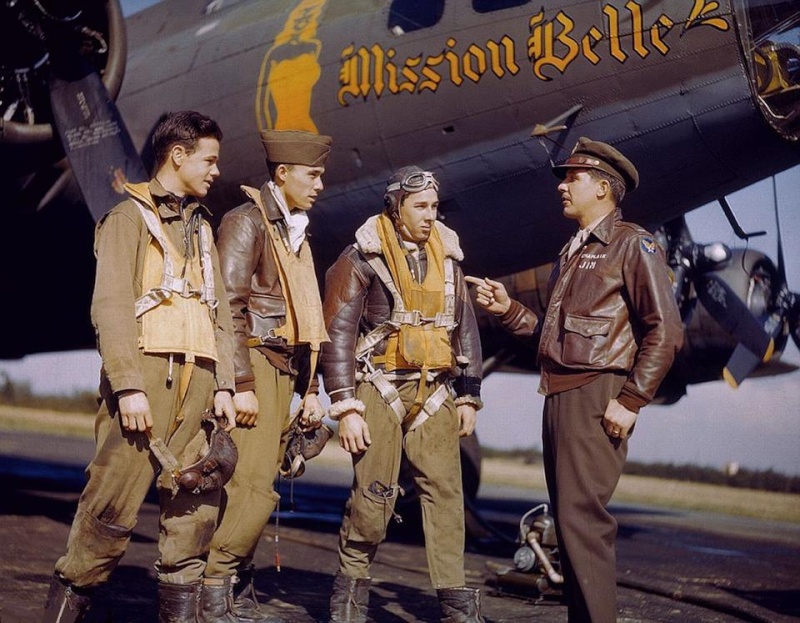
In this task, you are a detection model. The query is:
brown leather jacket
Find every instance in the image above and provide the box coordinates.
[216,183,316,393]
[321,216,482,403]
[497,209,683,410]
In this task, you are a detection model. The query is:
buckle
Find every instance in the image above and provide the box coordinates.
[393,310,422,326]
[246,329,278,348]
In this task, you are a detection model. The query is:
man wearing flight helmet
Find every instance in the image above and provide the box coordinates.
[321,166,485,622]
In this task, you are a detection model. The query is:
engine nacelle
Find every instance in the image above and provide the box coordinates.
[0,0,126,179]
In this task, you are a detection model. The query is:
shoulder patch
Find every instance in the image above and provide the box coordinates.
[640,237,658,254]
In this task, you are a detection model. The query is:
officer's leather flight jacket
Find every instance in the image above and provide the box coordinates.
[497,209,683,410]
[321,219,482,403]
[216,183,315,394]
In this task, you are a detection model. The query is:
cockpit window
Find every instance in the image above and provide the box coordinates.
[388,0,444,35]
[735,0,800,139]
[473,0,530,13]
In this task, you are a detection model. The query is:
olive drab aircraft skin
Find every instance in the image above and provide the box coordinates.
[2,0,800,403]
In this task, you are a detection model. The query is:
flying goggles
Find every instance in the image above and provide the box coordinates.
[386,170,439,193]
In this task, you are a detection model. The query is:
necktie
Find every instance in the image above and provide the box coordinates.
[567,229,588,259]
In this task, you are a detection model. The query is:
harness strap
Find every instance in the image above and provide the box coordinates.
[407,383,450,432]
[354,322,397,361]
[356,369,443,383]
[357,253,456,432]
[366,368,406,421]
[131,198,217,318]
[197,223,217,309]
[366,254,405,311]
[362,365,451,433]
[356,254,457,360]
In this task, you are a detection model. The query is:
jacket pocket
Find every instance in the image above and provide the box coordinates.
[561,314,612,367]
[245,293,286,339]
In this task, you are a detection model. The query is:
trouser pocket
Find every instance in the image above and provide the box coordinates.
[347,482,399,543]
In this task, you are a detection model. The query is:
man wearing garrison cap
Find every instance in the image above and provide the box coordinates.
[206,129,333,622]
[468,138,683,623]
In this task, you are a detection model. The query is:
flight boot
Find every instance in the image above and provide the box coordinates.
[199,576,237,623]
[231,564,284,622]
[436,587,485,623]
[158,581,201,623]
[40,574,92,623]
[328,572,370,623]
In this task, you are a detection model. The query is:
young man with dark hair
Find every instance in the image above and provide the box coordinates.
[42,110,236,623]
[205,129,333,622]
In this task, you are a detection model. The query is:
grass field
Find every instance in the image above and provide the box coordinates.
[3,405,798,524]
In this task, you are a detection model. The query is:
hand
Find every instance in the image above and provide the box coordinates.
[465,276,511,315]
[299,393,325,430]
[337,410,371,454]
[233,390,259,427]
[603,398,637,440]
[118,390,152,432]
[214,390,237,431]
[457,404,477,437]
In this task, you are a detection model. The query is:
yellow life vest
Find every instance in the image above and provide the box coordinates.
[375,214,453,372]
[241,186,329,352]
[126,183,219,362]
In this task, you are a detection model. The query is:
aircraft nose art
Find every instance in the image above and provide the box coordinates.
[255,0,327,134]
[736,0,800,140]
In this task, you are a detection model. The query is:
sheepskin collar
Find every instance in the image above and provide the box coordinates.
[354,214,464,261]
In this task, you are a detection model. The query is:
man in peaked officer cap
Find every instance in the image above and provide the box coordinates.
[552,136,639,193]
[468,137,682,622]
[207,129,333,622]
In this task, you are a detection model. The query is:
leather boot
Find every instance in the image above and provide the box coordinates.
[158,581,201,623]
[41,574,91,623]
[328,572,370,623]
[436,587,485,623]
[199,576,237,623]
[231,565,284,623]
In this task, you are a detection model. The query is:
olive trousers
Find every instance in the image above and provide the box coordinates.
[542,373,628,623]
[338,378,466,589]
[206,351,293,576]
[55,354,219,587]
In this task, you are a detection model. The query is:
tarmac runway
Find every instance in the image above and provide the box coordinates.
[1,430,799,622]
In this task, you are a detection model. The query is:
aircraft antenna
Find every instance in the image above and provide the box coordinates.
[718,196,766,241]
[772,175,786,285]
[530,104,583,165]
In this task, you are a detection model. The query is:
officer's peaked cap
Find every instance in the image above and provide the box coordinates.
[552,137,639,192]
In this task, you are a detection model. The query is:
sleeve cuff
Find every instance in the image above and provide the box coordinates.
[454,395,484,411]
[328,397,366,421]
[617,385,646,413]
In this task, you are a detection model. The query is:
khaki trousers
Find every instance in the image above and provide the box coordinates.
[338,379,466,589]
[206,351,293,575]
[542,373,628,623]
[55,354,219,587]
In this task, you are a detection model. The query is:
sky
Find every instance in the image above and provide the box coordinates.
[1,0,798,476]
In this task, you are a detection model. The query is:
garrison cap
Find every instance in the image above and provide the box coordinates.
[260,129,332,167]
[553,137,639,192]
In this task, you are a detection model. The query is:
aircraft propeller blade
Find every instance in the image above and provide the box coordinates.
[722,343,764,389]
[48,52,147,222]
[693,272,774,379]
[778,289,800,352]
[769,176,800,352]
